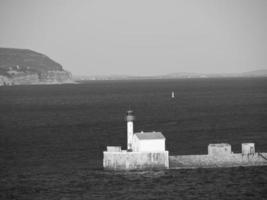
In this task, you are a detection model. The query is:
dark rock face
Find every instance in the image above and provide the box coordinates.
[0,48,72,85]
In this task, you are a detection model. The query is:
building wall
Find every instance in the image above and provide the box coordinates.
[132,135,165,152]
[103,151,169,170]
[132,135,138,152]
[139,139,165,152]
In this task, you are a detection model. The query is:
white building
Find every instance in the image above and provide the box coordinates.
[242,143,255,155]
[132,131,166,152]
[125,110,166,152]
[208,143,232,156]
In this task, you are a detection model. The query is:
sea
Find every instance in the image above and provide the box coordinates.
[0,78,267,200]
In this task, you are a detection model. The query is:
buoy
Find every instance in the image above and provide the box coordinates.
[171,91,175,99]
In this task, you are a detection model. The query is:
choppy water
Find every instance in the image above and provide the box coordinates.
[1,78,267,199]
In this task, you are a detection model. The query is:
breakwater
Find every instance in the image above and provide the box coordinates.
[169,153,267,169]
[103,110,267,171]
[103,142,267,170]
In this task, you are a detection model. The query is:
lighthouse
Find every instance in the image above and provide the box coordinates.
[103,110,169,170]
[125,110,135,150]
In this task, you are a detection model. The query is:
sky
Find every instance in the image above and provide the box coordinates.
[0,0,266,76]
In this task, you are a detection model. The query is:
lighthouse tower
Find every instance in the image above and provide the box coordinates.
[125,110,135,150]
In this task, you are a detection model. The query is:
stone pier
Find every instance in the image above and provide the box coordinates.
[103,150,169,170]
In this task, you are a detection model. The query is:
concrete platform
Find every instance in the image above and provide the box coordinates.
[169,152,267,169]
[103,151,169,170]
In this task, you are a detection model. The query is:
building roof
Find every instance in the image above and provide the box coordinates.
[135,132,165,140]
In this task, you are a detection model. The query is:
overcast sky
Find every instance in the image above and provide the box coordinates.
[0,0,266,76]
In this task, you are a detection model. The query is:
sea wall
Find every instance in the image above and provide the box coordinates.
[169,152,267,169]
[103,151,169,170]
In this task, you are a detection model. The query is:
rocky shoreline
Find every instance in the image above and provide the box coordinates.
[0,70,73,86]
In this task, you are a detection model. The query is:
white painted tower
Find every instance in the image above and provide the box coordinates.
[125,110,135,150]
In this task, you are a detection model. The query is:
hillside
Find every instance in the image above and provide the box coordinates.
[0,48,72,85]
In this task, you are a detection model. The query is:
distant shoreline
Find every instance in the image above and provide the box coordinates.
[74,75,267,83]
[73,69,267,82]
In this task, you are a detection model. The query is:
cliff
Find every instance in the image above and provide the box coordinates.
[0,48,72,86]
